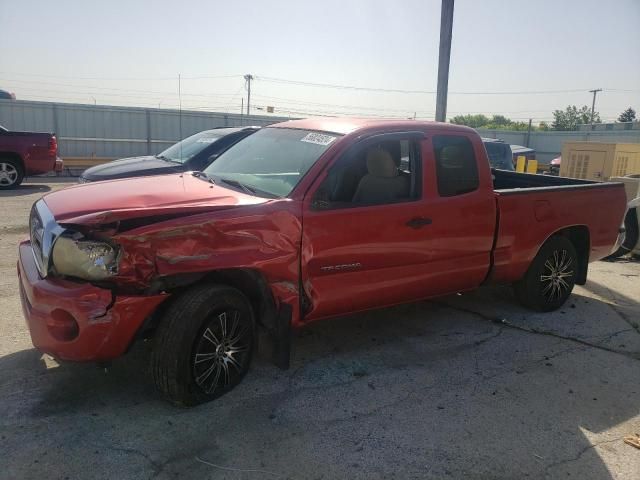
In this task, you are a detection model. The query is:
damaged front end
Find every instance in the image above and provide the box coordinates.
[20,195,303,364]
[18,200,172,361]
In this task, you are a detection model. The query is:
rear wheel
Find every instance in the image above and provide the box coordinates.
[151,284,254,406]
[514,235,577,312]
[0,158,24,189]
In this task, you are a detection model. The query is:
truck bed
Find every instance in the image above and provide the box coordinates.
[492,168,593,191]
[489,169,627,284]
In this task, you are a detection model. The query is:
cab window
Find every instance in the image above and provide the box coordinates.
[433,135,479,197]
[312,138,421,209]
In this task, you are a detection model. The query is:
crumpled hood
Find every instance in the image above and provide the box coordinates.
[43,173,266,225]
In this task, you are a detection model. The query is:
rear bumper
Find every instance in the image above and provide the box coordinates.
[17,241,167,362]
[54,157,64,173]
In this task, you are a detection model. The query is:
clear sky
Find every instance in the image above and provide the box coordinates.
[1,0,639,123]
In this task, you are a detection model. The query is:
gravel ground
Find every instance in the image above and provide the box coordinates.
[1,180,639,480]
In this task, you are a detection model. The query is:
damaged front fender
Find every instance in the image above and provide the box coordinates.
[110,201,304,325]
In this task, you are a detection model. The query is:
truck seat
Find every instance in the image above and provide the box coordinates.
[352,148,409,204]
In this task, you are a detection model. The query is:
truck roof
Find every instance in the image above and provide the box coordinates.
[268,117,477,136]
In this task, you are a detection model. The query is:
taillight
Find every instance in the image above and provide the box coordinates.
[49,136,58,159]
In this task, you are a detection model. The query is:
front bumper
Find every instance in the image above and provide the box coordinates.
[18,241,167,362]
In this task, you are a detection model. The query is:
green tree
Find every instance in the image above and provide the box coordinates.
[489,115,510,127]
[617,107,636,123]
[450,114,490,128]
[538,121,551,131]
[551,105,600,131]
[450,114,532,131]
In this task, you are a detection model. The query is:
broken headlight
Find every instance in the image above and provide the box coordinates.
[51,235,119,281]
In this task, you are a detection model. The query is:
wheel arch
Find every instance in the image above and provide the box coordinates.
[0,151,25,171]
[139,268,278,338]
[536,225,590,285]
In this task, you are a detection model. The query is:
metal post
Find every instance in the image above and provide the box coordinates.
[244,74,253,116]
[241,98,244,125]
[145,109,152,155]
[435,0,455,122]
[589,88,602,128]
[525,118,532,147]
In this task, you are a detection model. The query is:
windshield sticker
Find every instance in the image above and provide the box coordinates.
[196,137,217,143]
[300,132,336,146]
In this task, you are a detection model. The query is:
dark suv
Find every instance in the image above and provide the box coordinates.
[482,138,514,171]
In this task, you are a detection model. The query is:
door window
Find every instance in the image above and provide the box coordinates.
[312,138,421,209]
[433,135,479,197]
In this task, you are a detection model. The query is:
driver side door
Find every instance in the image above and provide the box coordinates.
[301,132,437,321]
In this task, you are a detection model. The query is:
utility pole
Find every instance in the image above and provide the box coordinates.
[525,118,532,147]
[589,88,602,127]
[244,74,254,116]
[435,0,454,122]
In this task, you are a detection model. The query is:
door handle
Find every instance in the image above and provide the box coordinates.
[406,217,432,229]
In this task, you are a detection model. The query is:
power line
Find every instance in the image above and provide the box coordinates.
[0,78,236,97]
[252,93,591,116]
[0,71,243,81]
[13,92,244,110]
[256,76,601,96]
[251,93,430,114]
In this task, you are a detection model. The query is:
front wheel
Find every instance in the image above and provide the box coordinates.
[151,284,254,406]
[514,236,577,312]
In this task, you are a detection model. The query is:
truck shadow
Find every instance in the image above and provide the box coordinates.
[1,285,638,479]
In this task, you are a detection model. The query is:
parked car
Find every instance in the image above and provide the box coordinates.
[0,89,16,100]
[0,125,61,189]
[18,118,627,405]
[482,138,514,170]
[79,126,259,182]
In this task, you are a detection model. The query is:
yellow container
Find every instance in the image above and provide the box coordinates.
[526,160,538,173]
[560,142,640,181]
[516,156,526,172]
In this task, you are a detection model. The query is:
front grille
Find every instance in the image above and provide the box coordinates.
[29,204,45,274]
[29,200,64,278]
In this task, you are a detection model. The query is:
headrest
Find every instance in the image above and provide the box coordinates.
[440,146,464,166]
[366,148,398,178]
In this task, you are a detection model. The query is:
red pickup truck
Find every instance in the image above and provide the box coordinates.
[0,125,61,188]
[18,118,627,405]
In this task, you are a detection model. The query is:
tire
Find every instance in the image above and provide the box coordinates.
[151,284,254,406]
[605,209,639,260]
[0,158,24,189]
[514,235,578,312]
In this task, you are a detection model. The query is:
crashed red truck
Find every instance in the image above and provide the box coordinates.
[18,118,627,405]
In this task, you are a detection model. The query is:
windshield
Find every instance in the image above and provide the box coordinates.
[484,142,514,170]
[158,130,222,163]
[204,128,339,197]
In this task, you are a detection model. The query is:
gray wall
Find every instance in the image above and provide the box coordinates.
[0,100,290,159]
[2,99,640,165]
[477,128,640,164]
